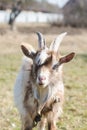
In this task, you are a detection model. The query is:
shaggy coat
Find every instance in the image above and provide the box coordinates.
[14,32,75,130]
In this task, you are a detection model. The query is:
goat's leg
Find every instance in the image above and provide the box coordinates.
[38,117,47,130]
[21,115,33,130]
[47,111,57,130]
[48,121,57,130]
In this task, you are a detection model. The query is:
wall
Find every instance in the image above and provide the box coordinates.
[0,10,63,23]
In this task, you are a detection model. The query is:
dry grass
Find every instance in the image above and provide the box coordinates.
[0,24,87,130]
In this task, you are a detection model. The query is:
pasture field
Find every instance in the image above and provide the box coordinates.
[0,24,87,130]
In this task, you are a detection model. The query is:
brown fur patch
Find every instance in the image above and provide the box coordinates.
[24,81,33,103]
[23,81,38,119]
[41,92,64,115]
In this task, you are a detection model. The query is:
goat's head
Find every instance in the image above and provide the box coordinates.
[21,32,75,88]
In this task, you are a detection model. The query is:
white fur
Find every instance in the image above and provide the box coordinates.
[37,68,50,87]
[35,49,50,66]
[14,56,64,129]
[14,56,33,116]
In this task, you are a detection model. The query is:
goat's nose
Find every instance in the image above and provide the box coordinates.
[38,76,46,82]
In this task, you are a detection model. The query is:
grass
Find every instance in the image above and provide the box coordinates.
[0,53,21,130]
[59,54,87,130]
[0,25,87,130]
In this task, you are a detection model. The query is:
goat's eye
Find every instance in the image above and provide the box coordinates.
[43,59,49,65]
[43,56,52,66]
[52,63,59,70]
[34,65,39,74]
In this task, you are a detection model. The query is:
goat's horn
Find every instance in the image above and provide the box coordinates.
[50,32,67,52]
[36,32,46,49]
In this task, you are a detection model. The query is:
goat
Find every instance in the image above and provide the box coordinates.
[14,32,75,130]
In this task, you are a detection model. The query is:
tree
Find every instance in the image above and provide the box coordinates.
[8,0,22,30]
[8,0,41,30]
[63,0,87,27]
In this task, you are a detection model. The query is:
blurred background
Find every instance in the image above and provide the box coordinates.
[0,0,87,29]
[0,0,87,130]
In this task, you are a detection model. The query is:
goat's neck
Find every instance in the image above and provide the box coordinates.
[36,85,51,104]
[33,85,51,114]
[32,78,64,114]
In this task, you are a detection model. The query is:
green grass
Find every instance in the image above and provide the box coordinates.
[58,54,87,130]
[0,53,21,130]
[0,52,87,130]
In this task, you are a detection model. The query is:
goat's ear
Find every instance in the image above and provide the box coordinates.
[59,52,75,64]
[21,44,36,59]
[52,52,75,70]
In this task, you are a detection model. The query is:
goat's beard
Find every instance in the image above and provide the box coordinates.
[36,84,52,104]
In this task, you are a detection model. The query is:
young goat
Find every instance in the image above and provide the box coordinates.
[14,32,75,130]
